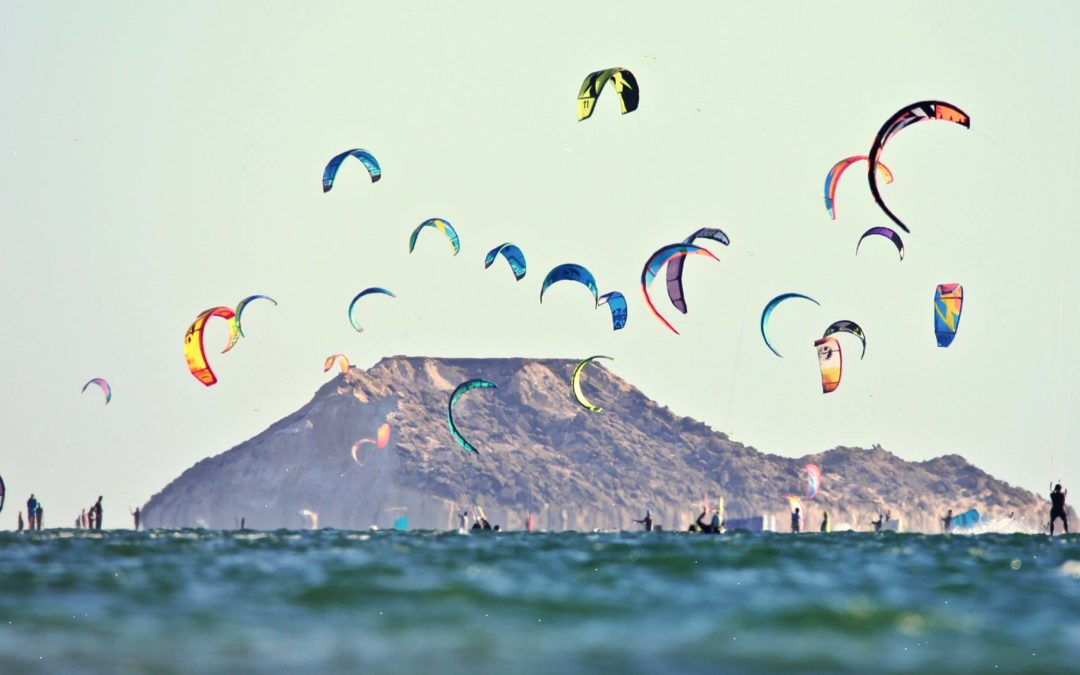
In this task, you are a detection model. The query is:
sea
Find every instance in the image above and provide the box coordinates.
[0,528,1078,674]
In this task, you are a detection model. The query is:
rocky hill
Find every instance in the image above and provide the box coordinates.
[142,356,1058,532]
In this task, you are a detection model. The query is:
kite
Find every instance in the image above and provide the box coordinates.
[447,379,497,455]
[822,320,866,360]
[598,291,628,330]
[815,337,842,394]
[81,378,112,404]
[760,293,820,357]
[540,264,599,306]
[324,354,350,374]
[666,227,730,314]
[856,226,905,260]
[806,464,822,499]
[934,283,964,348]
[642,243,720,334]
[571,355,614,413]
[409,218,460,256]
[0,471,4,514]
[577,68,639,121]
[322,149,381,192]
[350,423,391,465]
[234,295,277,339]
[184,307,238,386]
[783,494,804,513]
[484,243,527,281]
[299,509,319,529]
[823,156,894,220]
[867,101,970,233]
[348,288,396,332]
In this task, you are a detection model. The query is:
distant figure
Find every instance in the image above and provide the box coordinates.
[27,495,38,530]
[695,509,715,533]
[75,515,81,528]
[35,504,43,531]
[710,509,723,533]
[17,511,24,532]
[481,518,492,531]
[872,514,883,532]
[88,508,96,530]
[820,510,830,533]
[81,509,87,529]
[240,518,245,531]
[459,511,468,530]
[634,510,653,532]
[526,514,535,533]
[130,507,141,531]
[93,497,103,530]
[1050,484,1069,535]
[941,509,954,533]
[791,507,801,533]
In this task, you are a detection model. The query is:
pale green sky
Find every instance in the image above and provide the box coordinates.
[1,2,1077,525]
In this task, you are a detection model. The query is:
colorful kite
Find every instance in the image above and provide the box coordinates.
[324,354,350,374]
[484,243,527,281]
[783,494,804,513]
[642,243,719,334]
[760,293,820,357]
[299,509,319,529]
[447,379,497,455]
[856,226,905,260]
[666,227,730,314]
[823,156,894,220]
[234,295,277,339]
[934,283,964,347]
[350,424,391,465]
[348,287,396,333]
[815,337,842,393]
[822,320,866,360]
[571,355,614,413]
[806,464,822,499]
[540,264,599,306]
[577,68,639,121]
[867,101,970,233]
[409,218,460,256]
[81,378,112,404]
[184,307,238,386]
[322,149,381,192]
[0,472,4,514]
[598,291,628,330]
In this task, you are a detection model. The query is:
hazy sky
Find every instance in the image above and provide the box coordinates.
[2,2,1077,526]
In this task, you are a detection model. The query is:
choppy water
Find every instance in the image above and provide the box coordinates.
[1,529,1078,674]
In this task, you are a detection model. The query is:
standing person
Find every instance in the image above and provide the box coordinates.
[791,507,801,533]
[35,503,43,530]
[75,515,81,529]
[92,497,103,531]
[458,511,468,530]
[130,507,141,531]
[81,509,87,529]
[1050,484,1069,535]
[820,510,830,533]
[634,509,653,532]
[941,509,954,533]
[26,495,38,530]
[526,513,535,533]
[871,514,883,532]
[17,511,23,532]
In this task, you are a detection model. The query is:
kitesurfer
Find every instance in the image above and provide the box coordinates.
[820,511,830,533]
[1050,484,1069,535]
[941,509,953,533]
[694,509,715,533]
[93,496,103,530]
[17,511,23,532]
[459,511,469,530]
[710,509,723,533]
[634,510,653,532]
[791,508,801,533]
[130,507,141,531]
[871,514,883,532]
[35,504,43,530]
[81,509,87,529]
[26,495,37,530]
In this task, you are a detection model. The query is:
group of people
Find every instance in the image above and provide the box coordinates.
[72,497,105,530]
[18,494,44,531]
[15,494,103,531]
[459,508,500,531]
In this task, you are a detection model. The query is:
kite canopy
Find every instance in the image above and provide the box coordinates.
[234,295,277,339]
[540,264,599,306]
[81,377,112,404]
[322,149,381,192]
[805,464,822,499]
[0,472,4,514]
[815,337,842,394]
[666,227,730,314]
[760,293,820,358]
[484,243,527,281]
[598,291,628,330]
[350,423,391,465]
[823,320,866,360]
[447,379,497,455]
[823,156,893,220]
[348,288,396,333]
[409,218,460,256]
[323,353,350,374]
[856,227,905,260]
[783,494,804,513]
[577,67,639,121]
[184,307,238,386]
[867,101,970,233]
[641,243,719,335]
[934,283,964,348]
[571,355,614,413]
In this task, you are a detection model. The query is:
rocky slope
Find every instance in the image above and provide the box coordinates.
[143,356,1058,532]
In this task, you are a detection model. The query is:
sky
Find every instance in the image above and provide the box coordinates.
[1,2,1078,526]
